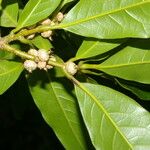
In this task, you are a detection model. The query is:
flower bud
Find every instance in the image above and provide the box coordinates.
[38,49,49,61]
[65,62,77,75]
[27,34,35,40]
[56,12,64,22]
[37,61,46,70]
[41,18,51,25]
[41,30,53,38]
[28,49,38,57]
[24,60,37,72]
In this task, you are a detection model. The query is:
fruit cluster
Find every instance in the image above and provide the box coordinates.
[24,49,56,72]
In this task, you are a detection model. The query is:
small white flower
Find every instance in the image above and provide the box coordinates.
[38,49,49,61]
[24,60,37,72]
[41,30,53,38]
[27,34,35,40]
[37,61,47,70]
[56,12,64,22]
[65,62,77,75]
[41,19,51,25]
[28,49,38,57]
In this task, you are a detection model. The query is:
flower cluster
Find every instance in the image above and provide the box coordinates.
[24,49,56,73]
[26,12,64,41]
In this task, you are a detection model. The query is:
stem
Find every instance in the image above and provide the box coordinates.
[62,67,81,85]
[81,69,103,76]
[48,60,64,68]
[4,25,62,43]
[79,63,98,70]
[63,67,97,101]
[1,44,64,68]
[18,36,34,47]
[0,40,64,69]
[1,44,35,60]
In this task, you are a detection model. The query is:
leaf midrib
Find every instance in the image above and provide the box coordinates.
[99,61,150,69]
[3,9,17,26]
[46,73,85,149]
[76,41,99,59]
[77,83,133,149]
[17,0,42,29]
[59,0,150,29]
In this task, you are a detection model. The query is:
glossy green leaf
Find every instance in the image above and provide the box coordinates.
[16,0,61,31]
[116,79,150,101]
[0,60,23,95]
[0,51,14,60]
[89,39,150,84]
[75,83,150,150]
[28,68,89,150]
[61,0,150,39]
[75,39,123,60]
[0,0,18,27]
[61,0,75,7]
[32,35,53,50]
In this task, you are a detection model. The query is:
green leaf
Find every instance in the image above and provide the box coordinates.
[116,79,150,101]
[16,0,61,31]
[61,0,75,7]
[28,68,89,150]
[61,0,150,39]
[32,35,53,50]
[0,51,14,60]
[0,60,23,95]
[75,39,124,60]
[75,83,150,150]
[0,0,18,27]
[90,39,150,84]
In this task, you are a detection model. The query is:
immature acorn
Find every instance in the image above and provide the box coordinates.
[24,60,37,73]
[41,30,53,38]
[38,49,50,61]
[41,18,51,25]
[28,49,38,57]
[65,62,77,75]
[27,34,35,40]
[56,12,64,22]
[37,61,47,70]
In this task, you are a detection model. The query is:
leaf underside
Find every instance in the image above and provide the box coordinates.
[16,0,61,31]
[0,60,23,94]
[76,39,125,60]
[62,0,150,39]
[75,83,150,150]
[28,68,89,150]
[98,39,150,84]
[0,0,18,27]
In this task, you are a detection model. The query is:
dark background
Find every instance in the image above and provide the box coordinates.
[0,74,64,150]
